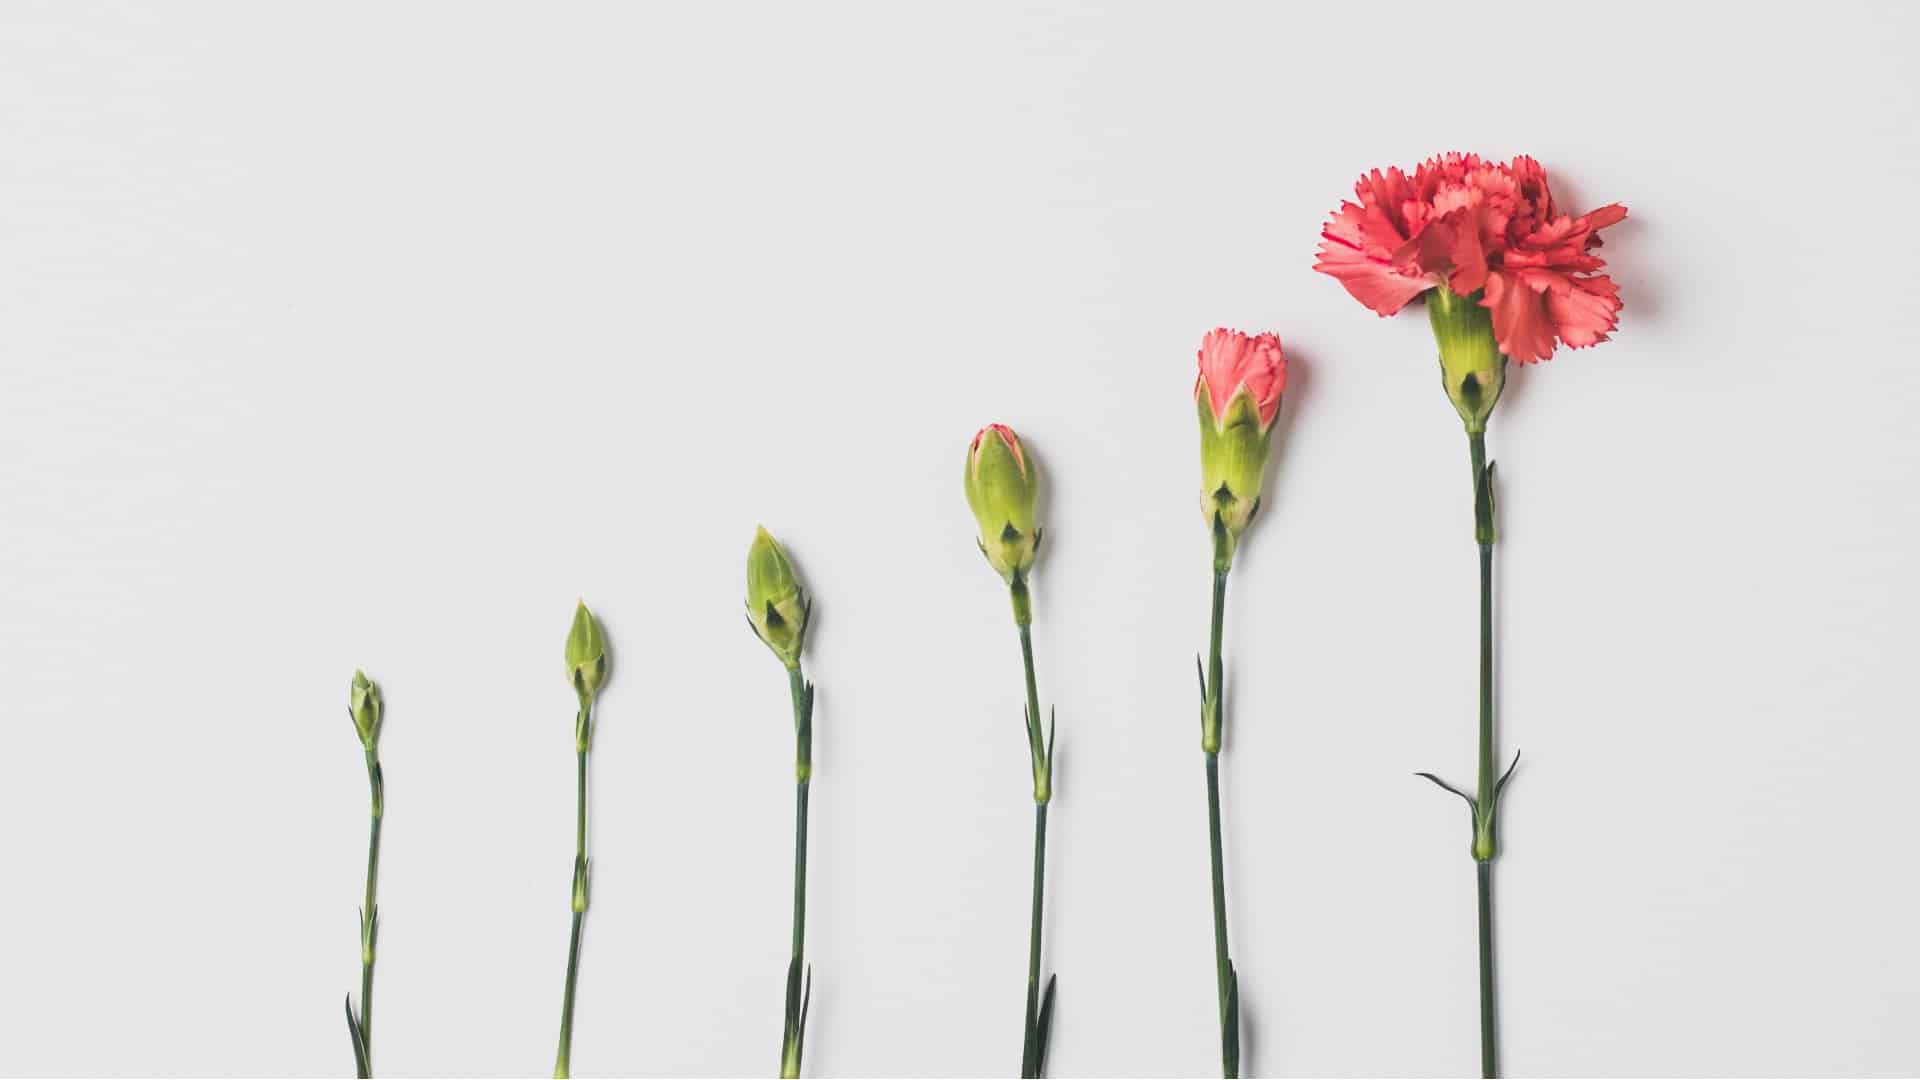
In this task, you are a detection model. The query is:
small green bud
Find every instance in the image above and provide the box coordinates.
[746,527,808,669]
[963,424,1041,584]
[565,601,608,701]
[1428,285,1507,433]
[349,669,383,750]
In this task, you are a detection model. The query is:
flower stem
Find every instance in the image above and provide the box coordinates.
[554,911,583,1079]
[781,665,813,1079]
[1021,801,1050,1077]
[351,750,382,1078]
[1477,860,1497,1077]
[1468,429,1500,1079]
[554,703,591,1080]
[1015,608,1055,1078]
[1201,566,1238,1078]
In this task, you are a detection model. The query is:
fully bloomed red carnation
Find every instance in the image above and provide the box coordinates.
[1315,154,1627,363]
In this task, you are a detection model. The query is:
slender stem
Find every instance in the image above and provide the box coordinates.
[577,747,588,865]
[554,702,591,1080]
[782,665,811,1080]
[788,665,810,966]
[1022,802,1049,1078]
[1202,567,1236,1078]
[1014,578,1048,798]
[1471,433,1495,808]
[791,764,810,966]
[554,913,583,1079]
[360,751,381,1077]
[1204,753,1232,1074]
[1468,430,1499,1078]
[1477,861,1497,1078]
[1019,624,1041,749]
[1013,581,1054,1077]
[1208,572,1226,719]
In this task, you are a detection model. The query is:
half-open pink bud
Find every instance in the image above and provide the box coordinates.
[1195,328,1286,433]
[1194,328,1287,562]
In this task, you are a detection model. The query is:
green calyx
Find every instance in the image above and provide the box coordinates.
[1196,389,1274,561]
[964,427,1041,584]
[349,669,383,750]
[1427,285,1507,433]
[746,527,809,669]
[565,601,608,703]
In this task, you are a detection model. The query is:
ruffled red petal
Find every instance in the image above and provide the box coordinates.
[1317,153,1628,363]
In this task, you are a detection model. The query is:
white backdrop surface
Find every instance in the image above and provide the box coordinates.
[3,2,1919,1076]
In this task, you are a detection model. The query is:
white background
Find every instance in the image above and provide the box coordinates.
[3,2,1918,1076]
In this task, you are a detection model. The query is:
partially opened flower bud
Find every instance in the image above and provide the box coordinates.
[1428,285,1506,432]
[1195,328,1286,557]
[565,601,608,701]
[963,424,1041,585]
[349,669,383,750]
[746,527,809,669]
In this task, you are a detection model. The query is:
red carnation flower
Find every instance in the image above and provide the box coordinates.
[1315,153,1627,363]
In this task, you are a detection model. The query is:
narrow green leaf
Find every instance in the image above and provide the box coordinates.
[1033,973,1058,1077]
[1496,749,1522,796]
[1414,771,1475,809]
[345,993,370,1079]
[1222,966,1240,1078]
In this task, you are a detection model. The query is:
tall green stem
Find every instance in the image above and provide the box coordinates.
[781,665,813,1079]
[1468,430,1500,1078]
[1014,601,1055,1078]
[354,750,382,1078]
[554,704,591,1079]
[1200,566,1238,1078]
[1477,860,1497,1076]
[1023,803,1049,1074]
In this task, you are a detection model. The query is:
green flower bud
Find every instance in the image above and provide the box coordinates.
[746,527,808,669]
[1428,285,1507,433]
[565,600,608,701]
[963,424,1041,584]
[348,669,383,750]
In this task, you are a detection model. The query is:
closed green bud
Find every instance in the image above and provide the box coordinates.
[746,527,808,669]
[1428,285,1507,433]
[348,669,383,750]
[1195,329,1287,568]
[565,600,608,701]
[963,424,1041,585]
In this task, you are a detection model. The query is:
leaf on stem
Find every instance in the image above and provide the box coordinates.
[1222,963,1240,1078]
[1496,749,1521,796]
[796,964,812,1066]
[783,955,803,1031]
[1414,771,1476,809]
[1033,973,1057,1076]
[344,993,370,1079]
